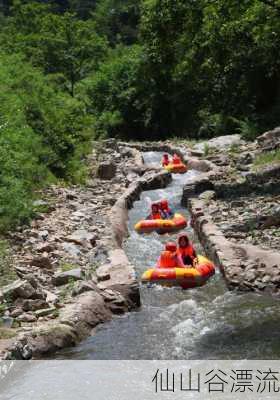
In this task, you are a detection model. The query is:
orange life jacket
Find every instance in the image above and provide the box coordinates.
[173,156,182,165]
[177,245,195,259]
[158,251,178,268]
[151,212,162,220]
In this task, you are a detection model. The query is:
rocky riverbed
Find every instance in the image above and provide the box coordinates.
[0,139,170,359]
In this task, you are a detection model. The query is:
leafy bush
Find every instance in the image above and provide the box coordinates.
[234,117,259,141]
[197,111,237,138]
[0,53,91,230]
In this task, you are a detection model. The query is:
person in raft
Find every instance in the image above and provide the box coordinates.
[146,202,163,220]
[172,153,182,165]
[160,199,174,219]
[162,153,170,167]
[156,242,185,269]
[177,233,197,267]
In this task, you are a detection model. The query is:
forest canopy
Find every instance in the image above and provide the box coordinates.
[0,0,279,228]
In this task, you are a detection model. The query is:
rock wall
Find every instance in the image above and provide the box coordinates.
[189,198,280,295]
[110,169,172,247]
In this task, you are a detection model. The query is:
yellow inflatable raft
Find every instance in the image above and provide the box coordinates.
[135,213,187,234]
[164,163,188,174]
[141,255,215,289]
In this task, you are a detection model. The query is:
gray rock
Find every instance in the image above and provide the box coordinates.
[257,127,280,151]
[17,313,37,323]
[237,165,250,172]
[1,316,14,328]
[66,229,97,247]
[97,161,117,180]
[194,134,242,152]
[30,256,52,269]
[22,299,49,312]
[38,230,49,240]
[33,200,49,207]
[53,269,83,286]
[71,211,86,219]
[2,280,36,301]
[199,190,216,201]
[36,243,55,253]
[239,152,253,165]
[21,345,33,360]
[71,281,98,297]
[102,138,118,150]
[44,290,59,305]
[62,242,81,256]
[231,200,245,208]
[10,307,23,318]
[96,264,111,282]
[34,307,57,318]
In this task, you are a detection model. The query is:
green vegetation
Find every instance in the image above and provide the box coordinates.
[253,149,280,168]
[60,262,76,272]
[0,0,279,230]
[0,240,15,286]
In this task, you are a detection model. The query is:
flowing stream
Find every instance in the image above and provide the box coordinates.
[56,151,280,360]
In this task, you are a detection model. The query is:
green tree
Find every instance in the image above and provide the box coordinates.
[94,0,140,45]
[82,45,148,139]
[2,3,108,96]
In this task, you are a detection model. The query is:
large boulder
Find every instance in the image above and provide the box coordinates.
[187,158,214,172]
[96,264,111,282]
[194,134,242,152]
[53,269,83,286]
[257,127,280,151]
[2,280,36,300]
[62,242,81,257]
[22,299,49,312]
[97,161,117,180]
[66,229,96,247]
[30,256,52,269]
[59,291,111,339]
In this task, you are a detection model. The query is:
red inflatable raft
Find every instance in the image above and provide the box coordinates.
[141,255,215,289]
[135,213,187,234]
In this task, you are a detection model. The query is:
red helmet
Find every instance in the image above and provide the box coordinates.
[165,242,177,252]
[163,153,169,158]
